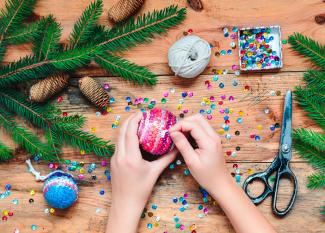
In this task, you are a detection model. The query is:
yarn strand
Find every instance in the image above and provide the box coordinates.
[26,159,49,181]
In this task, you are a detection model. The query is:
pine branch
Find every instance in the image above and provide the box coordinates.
[0,5,186,87]
[322,206,325,216]
[293,129,325,152]
[0,89,52,129]
[0,46,93,87]
[0,107,57,161]
[289,33,325,69]
[98,6,186,53]
[294,138,325,171]
[0,89,114,158]
[0,139,13,161]
[49,115,85,128]
[53,124,115,157]
[0,89,62,158]
[33,16,62,61]
[307,172,325,189]
[51,45,93,70]
[0,55,54,87]
[304,70,325,90]
[0,0,36,61]
[5,20,40,45]
[0,42,5,64]
[95,52,157,85]
[44,128,62,155]
[68,0,103,49]
[294,86,325,130]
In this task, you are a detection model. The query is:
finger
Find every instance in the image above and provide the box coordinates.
[184,114,216,138]
[117,114,132,157]
[169,131,199,166]
[124,111,143,159]
[151,148,178,174]
[169,120,210,149]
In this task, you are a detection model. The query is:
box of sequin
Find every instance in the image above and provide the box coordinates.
[238,26,283,71]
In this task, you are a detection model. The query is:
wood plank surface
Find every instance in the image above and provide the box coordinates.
[0,162,324,233]
[1,0,325,75]
[0,0,324,233]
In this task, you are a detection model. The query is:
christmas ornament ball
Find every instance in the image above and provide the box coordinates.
[43,171,78,209]
[138,108,177,156]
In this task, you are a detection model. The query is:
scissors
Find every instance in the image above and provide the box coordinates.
[243,90,298,217]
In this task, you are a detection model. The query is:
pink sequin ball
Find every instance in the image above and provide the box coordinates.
[137,108,177,156]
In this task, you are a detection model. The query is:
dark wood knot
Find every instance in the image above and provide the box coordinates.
[315,14,325,24]
[187,0,203,11]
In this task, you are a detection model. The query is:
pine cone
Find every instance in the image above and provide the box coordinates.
[108,0,145,23]
[79,76,110,108]
[29,74,69,102]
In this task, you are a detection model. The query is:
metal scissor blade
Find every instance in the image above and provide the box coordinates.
[279,91,292,160]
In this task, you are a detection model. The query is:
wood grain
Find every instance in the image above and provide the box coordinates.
[0,0,324,232]
[0,73,318,162]
[0,162,324,233]
[1,0,325,75]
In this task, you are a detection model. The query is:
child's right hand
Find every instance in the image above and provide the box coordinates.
[169,114,232,196]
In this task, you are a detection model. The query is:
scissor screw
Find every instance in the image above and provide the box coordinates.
[281,144,290,153]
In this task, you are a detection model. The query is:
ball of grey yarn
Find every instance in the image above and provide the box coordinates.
[168,35,211,79]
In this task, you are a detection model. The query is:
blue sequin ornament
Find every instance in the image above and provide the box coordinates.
[43,171,78,209]
[26,160,78,210]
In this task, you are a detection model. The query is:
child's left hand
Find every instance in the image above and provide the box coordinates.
[107,112,178,233]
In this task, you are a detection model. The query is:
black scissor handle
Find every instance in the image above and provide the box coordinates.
[272,163,298,217]
[243,171,274,205]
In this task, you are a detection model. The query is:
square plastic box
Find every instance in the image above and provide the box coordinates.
[238,26,283,71]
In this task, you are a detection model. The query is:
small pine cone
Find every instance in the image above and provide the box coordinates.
[79,76,110,108]
[108,0,145,23]
[29,74,69,102]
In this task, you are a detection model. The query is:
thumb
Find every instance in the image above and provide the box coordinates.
[152,148,178,174]
[170,131,198,166]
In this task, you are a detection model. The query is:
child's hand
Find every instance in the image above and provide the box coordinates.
[169,114,231,194]
[170,115,276,233]
[107,112,178,233]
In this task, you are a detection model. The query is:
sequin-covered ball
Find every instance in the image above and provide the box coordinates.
[43,171,78,209]
[138,108,177,156]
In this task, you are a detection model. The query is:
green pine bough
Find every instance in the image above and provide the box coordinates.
[289,33,325,216]
[0,0,186,161]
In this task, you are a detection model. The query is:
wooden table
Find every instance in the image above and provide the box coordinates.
[0,0,324,232]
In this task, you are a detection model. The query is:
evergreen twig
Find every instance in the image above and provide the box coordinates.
[33,15,62,61]
[294,86,325,130]
[5,20,41,45]
[98,6,186,54]
[307,172,325,189]
[293,129,325,152]
[0,0,37,62]
[0,89,114,158]
[95,52,156,85]
[0,3,186,87]
[53,124,114,157]
[294,138,325,171]
[0,107,57,161]
[68,0,103,49]
[289,33,325,69]
[304,70,325,90]
[0,140,13,161]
